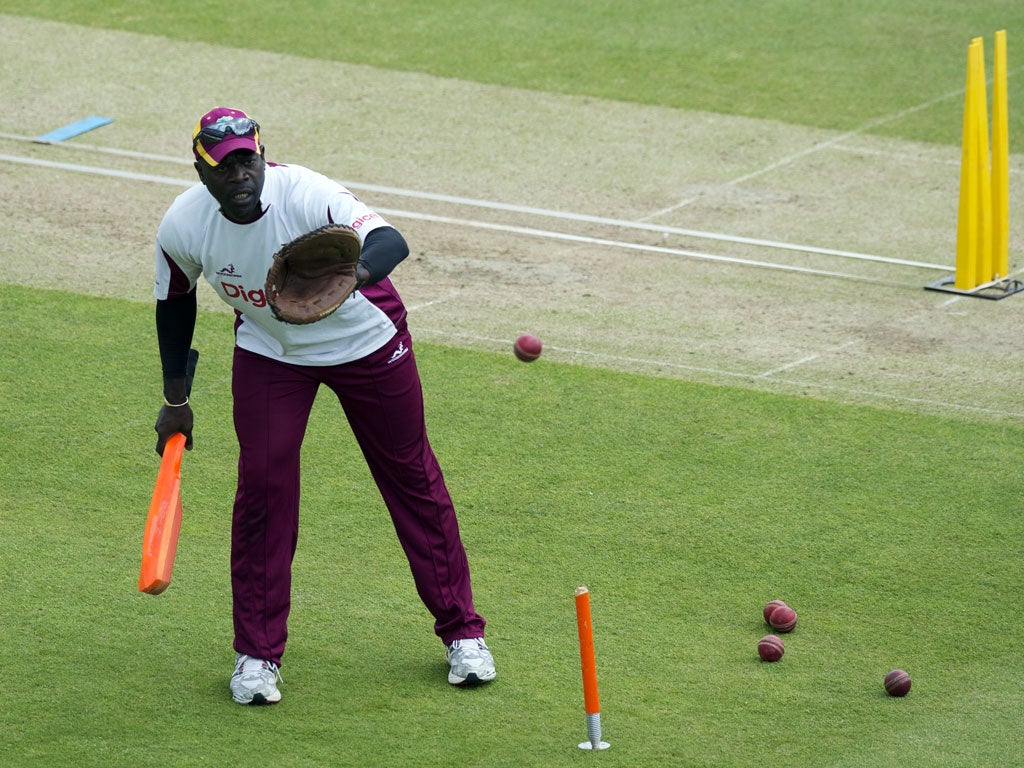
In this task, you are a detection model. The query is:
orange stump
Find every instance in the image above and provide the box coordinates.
[575,585,610,750]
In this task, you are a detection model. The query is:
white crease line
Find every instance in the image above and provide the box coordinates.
[754,341,859,378]
[343,183,943,268]
[642,80,1002,220]
[0,150,926,284]
[827,143,1024,176]
[413,328,1024,419]
[373,208,922,285]
[756,377,1024,419]
[0,131,197,165]
[414,328,746,377]
[0,130,945,269]
[406,295,455,311]
[0,153,193,186]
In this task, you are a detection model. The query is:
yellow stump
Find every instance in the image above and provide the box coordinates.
[992,30,1009,280]
[954,32,1009,292]
[975,37,993,288]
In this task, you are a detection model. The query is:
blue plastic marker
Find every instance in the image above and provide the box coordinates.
[35,116,113,143]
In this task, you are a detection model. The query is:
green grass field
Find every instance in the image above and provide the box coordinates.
[2,287,1022,766]
[2,3,1024,766]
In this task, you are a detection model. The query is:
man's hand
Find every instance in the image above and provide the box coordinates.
[155,402,194,455]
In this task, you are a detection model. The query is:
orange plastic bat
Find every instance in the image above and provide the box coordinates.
[138,432,186,594]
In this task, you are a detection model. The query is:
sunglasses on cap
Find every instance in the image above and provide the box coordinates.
[194,116,260,145]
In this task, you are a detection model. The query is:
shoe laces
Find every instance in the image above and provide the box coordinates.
[449,637,489,657]
[237,654,283,683]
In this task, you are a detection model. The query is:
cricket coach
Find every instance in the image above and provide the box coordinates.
[152,107,495,704]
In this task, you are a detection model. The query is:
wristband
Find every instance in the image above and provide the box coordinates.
[163,396,189,407]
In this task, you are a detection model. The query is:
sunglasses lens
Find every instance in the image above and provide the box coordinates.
[200,118,258,143]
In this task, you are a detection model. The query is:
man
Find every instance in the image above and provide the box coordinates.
[153,107,495,704]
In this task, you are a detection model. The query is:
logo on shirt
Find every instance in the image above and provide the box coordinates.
[387,341,409,365]
[351,213,380,230]
[217,264,241,277]
[221,281,267,308]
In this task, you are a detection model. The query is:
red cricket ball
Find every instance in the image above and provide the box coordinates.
[513,333,543,362]
[768,605,798,633]
[758,634,785,662]
[884,669,912,697]
[763,600,788,624]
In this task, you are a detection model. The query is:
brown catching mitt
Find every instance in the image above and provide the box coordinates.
[265,224,361,324]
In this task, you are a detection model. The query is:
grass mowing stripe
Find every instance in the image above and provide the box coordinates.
[2,3,1022,149]
[1,283,1022,766]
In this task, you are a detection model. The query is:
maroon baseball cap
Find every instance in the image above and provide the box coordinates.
[192,107,261,166]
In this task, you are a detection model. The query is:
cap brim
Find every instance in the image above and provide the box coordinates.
[196,135,260,166]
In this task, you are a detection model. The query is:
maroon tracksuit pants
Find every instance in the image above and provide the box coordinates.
[229,314,485,666]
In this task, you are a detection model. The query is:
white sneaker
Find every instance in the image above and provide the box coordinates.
[445,638,496,686]
[231,653,282,705]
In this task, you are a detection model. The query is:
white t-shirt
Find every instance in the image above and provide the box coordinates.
[154,163,398,366]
